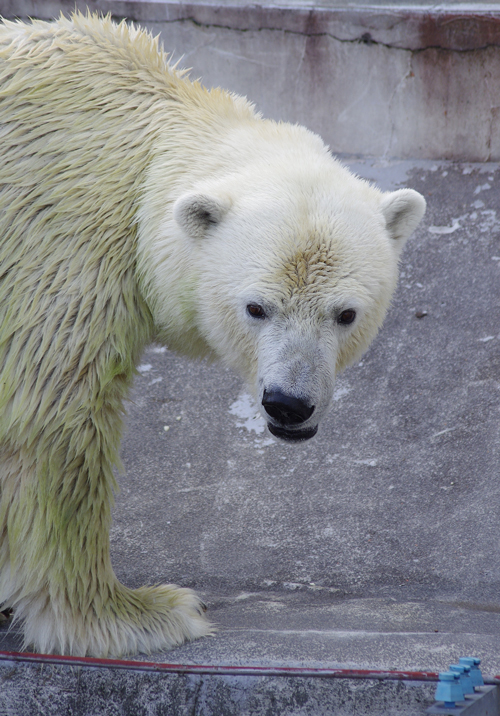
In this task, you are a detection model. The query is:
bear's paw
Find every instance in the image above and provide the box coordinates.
[20,583,213,657]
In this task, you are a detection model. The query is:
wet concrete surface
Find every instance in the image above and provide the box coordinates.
[118,159,500,680]
[2,159,499,691]
[111,158,500,645]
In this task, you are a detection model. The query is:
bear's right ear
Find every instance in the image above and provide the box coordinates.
[173,193,231,239]
[380,189,426,247]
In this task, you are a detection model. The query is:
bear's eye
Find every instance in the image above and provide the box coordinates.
[337,309,356,325]
[247,304,266,319]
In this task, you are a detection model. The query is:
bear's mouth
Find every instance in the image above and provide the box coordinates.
[267,423,318,442]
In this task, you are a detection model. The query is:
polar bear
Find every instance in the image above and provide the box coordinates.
[0,13,425,657]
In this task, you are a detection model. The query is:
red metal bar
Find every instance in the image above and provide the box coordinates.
[1,650,498,684]
[0,650,438,680]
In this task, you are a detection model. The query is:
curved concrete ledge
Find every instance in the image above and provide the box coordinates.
[2,0,500,159]
[4,1,500,51]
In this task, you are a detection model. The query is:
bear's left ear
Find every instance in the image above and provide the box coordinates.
[173,193,231,239]
[380,189,426,246]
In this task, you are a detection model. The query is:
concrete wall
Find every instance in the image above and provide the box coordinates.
[2,0,500,161]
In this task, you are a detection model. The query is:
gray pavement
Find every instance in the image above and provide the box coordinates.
[2,157,500,715]
[101,157,500,669]
[110,157,500,650]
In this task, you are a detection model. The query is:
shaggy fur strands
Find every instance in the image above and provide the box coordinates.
[0,13,223,656]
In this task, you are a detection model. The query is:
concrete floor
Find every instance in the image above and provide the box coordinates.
[2,157,500,715]
[90,158,500,676]
[113,158,500,661]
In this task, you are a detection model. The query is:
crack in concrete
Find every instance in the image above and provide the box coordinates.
[483,72,496,162]
[137,14,500,55]
[385,53,414,159]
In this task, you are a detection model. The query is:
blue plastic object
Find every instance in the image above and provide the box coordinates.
[458,657,484,690]
[450,664,475,695]
[435,671,465,707]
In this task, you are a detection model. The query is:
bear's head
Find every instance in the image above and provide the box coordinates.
[143,126,425,442]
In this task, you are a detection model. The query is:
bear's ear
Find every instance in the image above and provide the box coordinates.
[173,193,230,239]
[380,189,426,246]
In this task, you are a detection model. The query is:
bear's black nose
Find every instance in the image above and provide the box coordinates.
[262,389,315,426]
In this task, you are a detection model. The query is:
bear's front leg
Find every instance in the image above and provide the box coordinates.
[0,438,212,657]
